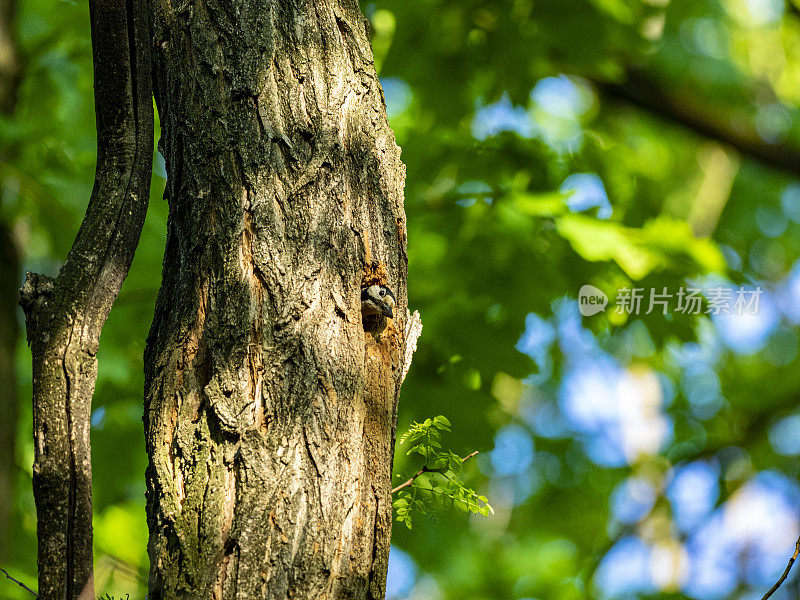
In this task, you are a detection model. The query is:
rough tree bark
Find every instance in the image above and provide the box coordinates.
[143,1,409,598]
[18,0,154,598]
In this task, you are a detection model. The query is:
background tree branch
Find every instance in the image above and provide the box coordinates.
[18,0,154,597]
[0,0,20,114]
[761,536,800,600]
[0,0,21,566]
[595,69,800,176]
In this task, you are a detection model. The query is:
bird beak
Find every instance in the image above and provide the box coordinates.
[382,305,394,319]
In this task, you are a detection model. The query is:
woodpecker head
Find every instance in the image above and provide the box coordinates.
[361,284,396,319]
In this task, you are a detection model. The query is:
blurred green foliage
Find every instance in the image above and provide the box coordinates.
[4,0,800,598]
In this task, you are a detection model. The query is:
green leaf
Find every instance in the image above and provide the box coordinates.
[555,213,725,280]
[511,190,570,217]
[433,415,451,427]
[428,457,448,471]
[556,214,657,279]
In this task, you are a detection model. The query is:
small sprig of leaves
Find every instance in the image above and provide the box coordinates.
[392,415,493,529]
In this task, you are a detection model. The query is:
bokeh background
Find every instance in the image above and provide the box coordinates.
[3,0,800,598]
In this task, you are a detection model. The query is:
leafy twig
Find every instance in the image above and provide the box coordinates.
[760,535,800,600]
[0,566,38,597]
[392,451,478,494]
[393,416,491,528]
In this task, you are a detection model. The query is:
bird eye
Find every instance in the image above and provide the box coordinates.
[379,288,385,296]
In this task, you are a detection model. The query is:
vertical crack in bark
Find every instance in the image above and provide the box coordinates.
[366,484,382,599]
[61,325,76,600]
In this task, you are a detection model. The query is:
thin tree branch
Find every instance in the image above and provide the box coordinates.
[595,69,800,177]
[392,467,427,495]
[0,566,38,597]
[0,0,22,566]
[761,535,800,600]
[18,0,154,597]
[392,450,479,494]
[0,223,19,563]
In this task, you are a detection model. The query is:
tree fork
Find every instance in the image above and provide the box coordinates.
[143,0,409,598]
[19,0,154,597]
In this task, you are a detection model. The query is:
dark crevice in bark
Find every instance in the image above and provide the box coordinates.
[63,322,76,599]
[18,0,154,598]
[366,485,381,599]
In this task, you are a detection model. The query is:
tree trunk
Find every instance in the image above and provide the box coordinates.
[143,1,408,598]
[19,1,154,597]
